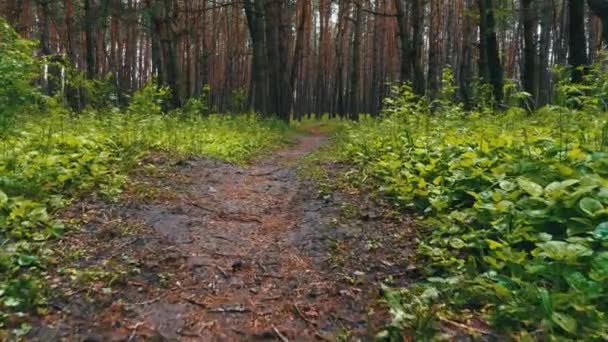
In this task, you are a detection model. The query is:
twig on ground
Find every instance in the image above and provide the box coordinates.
[178,329,202,338]
[188,201,215,212]
[212,235,232,242]
[215,265,229,278]
[293,304,314,325]
[256,261,268,273]
[438,316,493,336]
[208,304,250,313]
[111,237,139,257]
[198,246,242,258]
[250,168,281,176]
[181,295,207,307]
[261,273,283,279]
[128,322,144,341]
[128,295,162,307]
[272,325,289,342]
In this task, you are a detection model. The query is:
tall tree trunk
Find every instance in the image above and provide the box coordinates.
[264,0,292,121]
[411,0,425,95]
[291,0,309,116]
[243,0,268,113]
[315,0,331,116]
[521,0,537,109]
[569,0,588,82]
[394,0,411,82]
[349,1,363,120]
[84,0,98,79]
[427,0,441,99]
[587,0,608,48]
[537,0,552,107]
[478,0,504,106]
[147,0,182,108]
[459,0,475,107]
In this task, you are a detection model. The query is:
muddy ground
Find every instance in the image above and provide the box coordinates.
[29,131,415,341]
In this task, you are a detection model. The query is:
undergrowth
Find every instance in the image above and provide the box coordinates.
[0,93,289,334]
[331,77,608,339]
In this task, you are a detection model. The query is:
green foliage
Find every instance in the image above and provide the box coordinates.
[0,17,41,128]
[0,105,289,330]
[127,81,168,116]
[335,86,608,339]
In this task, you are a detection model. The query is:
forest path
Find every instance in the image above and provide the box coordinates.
[33,128,412,341]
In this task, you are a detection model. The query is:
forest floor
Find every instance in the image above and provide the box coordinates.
[28,128,414,341]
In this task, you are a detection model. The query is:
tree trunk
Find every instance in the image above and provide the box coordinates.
[427,0,441,99]
[459,0,475,107]
[349,1,363,120]
[478,0,504,106]
[537,0,552,106]
[291,0,309,116]
[264,0,292,121]
[521,0,537,109]
[84,0,98,79]
[243,0,268,113]
[569,0,588,82]
[411,0,425,95]
[587,0,608,48]
[394,0,411,82]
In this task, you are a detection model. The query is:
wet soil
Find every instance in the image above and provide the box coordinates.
[30,131,414,341]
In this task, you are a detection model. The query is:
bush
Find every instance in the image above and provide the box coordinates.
[335,86,608,339]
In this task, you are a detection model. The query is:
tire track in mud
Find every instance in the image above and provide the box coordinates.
[32,131,414,341]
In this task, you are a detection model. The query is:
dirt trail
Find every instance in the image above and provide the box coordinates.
[32,130,413,341]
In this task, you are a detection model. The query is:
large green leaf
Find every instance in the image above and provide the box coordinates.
[593,222,608,241]
[553,312,577,334]
[517,177,543,197]
[537,241,593,261]
[579,197,604,217]
[545,179,580,198]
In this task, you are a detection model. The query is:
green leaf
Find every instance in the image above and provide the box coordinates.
[538,241,593,261]
[593,222,608,240]
[0,190,7,208]
[517,177,543,197]
[552,312,577,334]
[17,254,37,267]
[579,197,604,217]
[4,297,20,307]
[449,238,465,249]
[545,179,580,198]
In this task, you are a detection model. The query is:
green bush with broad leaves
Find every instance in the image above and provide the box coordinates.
[335,79,608,339]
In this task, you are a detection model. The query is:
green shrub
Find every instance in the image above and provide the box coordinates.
[335,86,608,339]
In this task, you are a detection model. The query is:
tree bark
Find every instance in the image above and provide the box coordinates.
[394,0,411,82]
[478,0,504,106]
[569,0,588,82]
[349,1,363,120]
[521,0,537,109]
[243,0,268,113]
[411,0,425,95]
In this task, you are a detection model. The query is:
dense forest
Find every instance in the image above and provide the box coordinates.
[2,0,608,340]
[3,0,608,118]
